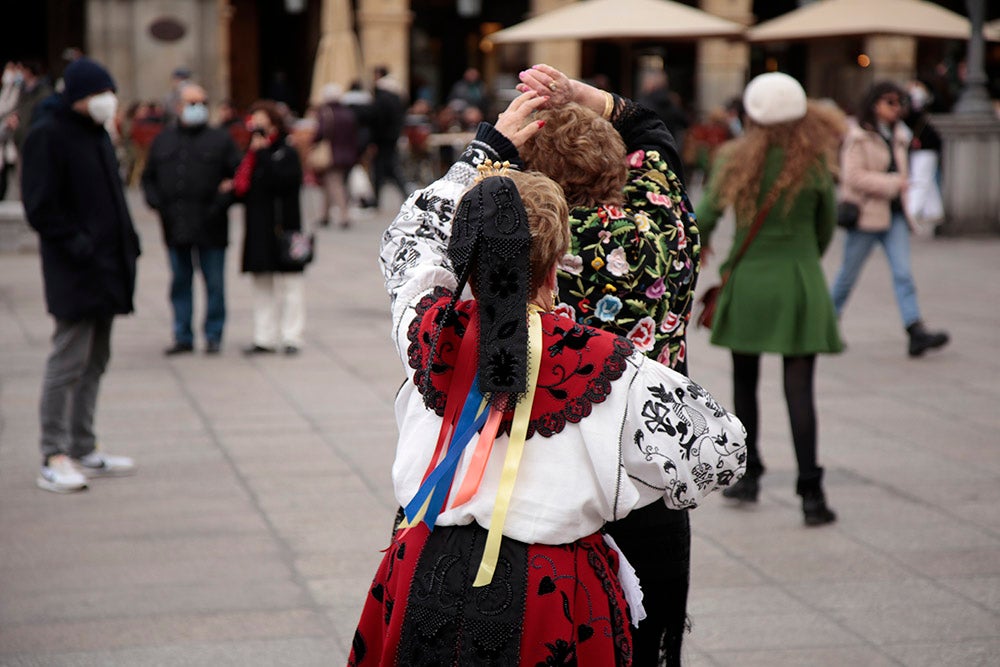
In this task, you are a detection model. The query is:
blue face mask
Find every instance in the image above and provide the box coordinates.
[181,102,209,126]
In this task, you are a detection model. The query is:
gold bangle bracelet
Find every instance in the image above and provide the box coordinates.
[601,90,614,119]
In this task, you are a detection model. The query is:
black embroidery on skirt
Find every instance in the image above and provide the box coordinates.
[396,524,528,666]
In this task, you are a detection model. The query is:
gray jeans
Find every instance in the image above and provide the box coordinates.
[39,317,113,463]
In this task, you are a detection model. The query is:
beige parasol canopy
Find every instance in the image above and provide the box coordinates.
[987,19,1000,41]
[310,0,363,104]
[487,0,744,44]
[747,0,977,42]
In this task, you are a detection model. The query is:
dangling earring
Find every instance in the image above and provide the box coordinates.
[550,289,559,310]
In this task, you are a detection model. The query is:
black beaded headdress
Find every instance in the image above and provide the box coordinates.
[437,165,532,410]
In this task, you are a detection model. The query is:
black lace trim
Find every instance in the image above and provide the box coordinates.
[407,286,463,417]
[610,95,650,138]
[407,294,635,440]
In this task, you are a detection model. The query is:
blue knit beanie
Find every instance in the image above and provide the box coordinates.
[62,57,116,104]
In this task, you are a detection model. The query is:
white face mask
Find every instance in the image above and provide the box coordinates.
[86,91,118,125]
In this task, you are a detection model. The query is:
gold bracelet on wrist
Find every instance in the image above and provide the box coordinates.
[601,91,614,120]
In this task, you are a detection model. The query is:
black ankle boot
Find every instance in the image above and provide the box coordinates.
[906,321,949,357]
[723,467,762,503]
[796,469,836,526]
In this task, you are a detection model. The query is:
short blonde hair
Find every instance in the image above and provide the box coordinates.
[520,104,627,208]
[463,171,570,297]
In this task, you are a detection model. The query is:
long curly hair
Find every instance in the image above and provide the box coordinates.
[709,100,846,225]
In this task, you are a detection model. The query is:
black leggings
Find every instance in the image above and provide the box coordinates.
[732,352,820,480]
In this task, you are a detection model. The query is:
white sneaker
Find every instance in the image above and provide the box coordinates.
[37,455,89,493]
[72,451,136,478]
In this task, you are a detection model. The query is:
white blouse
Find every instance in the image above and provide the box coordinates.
[379,140,746,546]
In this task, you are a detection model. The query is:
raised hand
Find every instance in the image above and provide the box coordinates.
[516,64,574,107]
[517,64,611,118]
[495,90,549,149]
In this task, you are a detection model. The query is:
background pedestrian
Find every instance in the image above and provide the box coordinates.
[832,81,949,358]
[234,100,306,356]
[142,82,242,356]
[21,56,141,493]
[313,83,360,229]
[696,72,843,525]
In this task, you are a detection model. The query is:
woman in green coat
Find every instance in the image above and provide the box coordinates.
[695,73,842,526]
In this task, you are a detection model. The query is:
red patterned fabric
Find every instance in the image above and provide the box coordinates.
[232,148,257,197]
[406,288,634,439]
[348,522,632,666]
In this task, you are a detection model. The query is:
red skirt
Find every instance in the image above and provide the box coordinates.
[348,522,633,666]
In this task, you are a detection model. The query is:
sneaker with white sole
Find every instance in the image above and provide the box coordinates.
[37,454,89,493]
[72,451,136,478]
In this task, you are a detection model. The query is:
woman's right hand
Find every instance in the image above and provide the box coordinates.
[249,133,270,152]
[494,90,548,149]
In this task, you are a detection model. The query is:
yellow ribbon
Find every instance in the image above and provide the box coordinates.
[473,309,543,587]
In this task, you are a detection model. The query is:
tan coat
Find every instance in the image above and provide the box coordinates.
[840,123,911,232]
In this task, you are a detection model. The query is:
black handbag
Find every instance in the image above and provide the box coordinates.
[273,198,314,269]
[277,230,315,268]
[836,201,860,230]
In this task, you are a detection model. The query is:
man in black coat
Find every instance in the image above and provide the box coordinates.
[371,66,409,208]
[21,57,141,493]
[142,83,241,355]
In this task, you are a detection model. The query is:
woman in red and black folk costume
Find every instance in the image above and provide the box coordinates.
[349,91,745,666]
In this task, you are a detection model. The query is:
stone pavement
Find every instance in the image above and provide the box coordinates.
[0,186,998,666]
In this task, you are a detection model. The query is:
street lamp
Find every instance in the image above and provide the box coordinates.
[953,0,992,115]
[457,0,482,18]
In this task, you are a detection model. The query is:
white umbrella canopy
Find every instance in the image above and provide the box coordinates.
[310,0,363,103]
[747,0,976,42]
[987,18,1000,41]
[488,0,744,44]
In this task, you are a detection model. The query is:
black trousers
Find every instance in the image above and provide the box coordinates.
[605,503,690,667]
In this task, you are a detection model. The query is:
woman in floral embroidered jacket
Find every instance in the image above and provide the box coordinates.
[348,91,745,667]
[516,64,701,667]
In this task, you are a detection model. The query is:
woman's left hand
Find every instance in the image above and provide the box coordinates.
[517,64,574,107]
[495,90,548,149]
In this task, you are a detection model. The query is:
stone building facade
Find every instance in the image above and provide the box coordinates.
[19,1,990,117]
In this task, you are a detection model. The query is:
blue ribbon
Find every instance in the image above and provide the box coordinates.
[404,375,489,529]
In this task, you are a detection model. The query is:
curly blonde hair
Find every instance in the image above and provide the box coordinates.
[710,100,847,224]
[519,104,626,208]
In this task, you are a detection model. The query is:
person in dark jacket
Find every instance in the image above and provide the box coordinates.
[313,83,359,228]
[142,83,242,355]
[233,100,306,355]
[637,70,689,159]
[371,67,409,208]
[21,57,141,493]
[517,63,695,667]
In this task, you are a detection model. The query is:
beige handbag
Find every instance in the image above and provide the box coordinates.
[306,106,333,172]
[307,140,333,173]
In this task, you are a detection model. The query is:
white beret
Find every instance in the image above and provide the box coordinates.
[743,72,807,126]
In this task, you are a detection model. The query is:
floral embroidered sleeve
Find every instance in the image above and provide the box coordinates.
[555,148,700,371]
[379,123,520,365]
[619,354,746,512]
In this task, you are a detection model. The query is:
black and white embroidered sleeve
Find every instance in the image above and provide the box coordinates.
[619,354,746,511]
[379,123,519,363]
